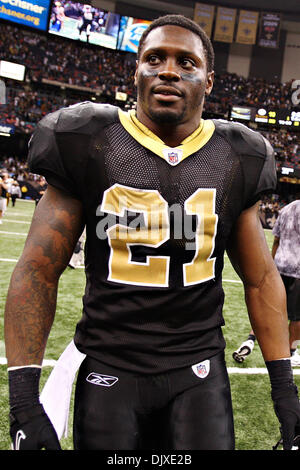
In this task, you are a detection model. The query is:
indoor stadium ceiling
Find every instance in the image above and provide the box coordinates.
[145,0,300,15]
[114,0,300,22]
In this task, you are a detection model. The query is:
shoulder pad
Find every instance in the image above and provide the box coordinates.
[38,102,119,135]
[213,119,267,159]
[27,102,119,198]
[213,119,276,207]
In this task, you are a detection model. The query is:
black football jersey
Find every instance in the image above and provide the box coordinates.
[28,102,276,374]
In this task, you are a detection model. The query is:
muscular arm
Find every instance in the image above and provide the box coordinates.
[4,185,84,367]
[271,235,280,259]
[226,202,290,361]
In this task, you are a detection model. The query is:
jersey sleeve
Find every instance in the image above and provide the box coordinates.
[246,135,277,208]
[28,109,80,198]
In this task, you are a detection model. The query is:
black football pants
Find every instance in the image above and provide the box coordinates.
[73,352,235,450]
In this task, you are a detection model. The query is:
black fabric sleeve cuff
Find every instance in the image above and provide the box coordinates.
[8,367,41,411]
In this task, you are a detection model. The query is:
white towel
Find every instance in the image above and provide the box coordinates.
[40,340,86,440]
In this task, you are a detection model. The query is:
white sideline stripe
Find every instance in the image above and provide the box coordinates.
[5,212,32,217]
[0,258,240,276]
[0,357,299,374]
[2,219,30,224]
[229,367,300,375]
[0,258,18,262]
[0,231,27,236]
[0,258,85,270]
[0,258,242,280]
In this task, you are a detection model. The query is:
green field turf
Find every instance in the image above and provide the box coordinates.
[0,199,299,451]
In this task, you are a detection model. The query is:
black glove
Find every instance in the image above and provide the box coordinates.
[273,426,300,450]
[272,385,300,450]
[10,403,61,450]
[8,366,61,450]
[266,359,300,450]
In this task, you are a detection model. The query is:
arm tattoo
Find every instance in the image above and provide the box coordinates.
[4,186,84,366]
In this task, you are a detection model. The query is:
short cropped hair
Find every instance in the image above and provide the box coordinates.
[137,14,215,72]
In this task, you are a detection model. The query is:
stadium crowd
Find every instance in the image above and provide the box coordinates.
[1,22,299,121]
[1,84,78,133]
[0,23,135,97]
[261,129,300,171]
[0,20,299,213]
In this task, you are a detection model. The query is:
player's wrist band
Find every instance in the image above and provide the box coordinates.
[8,366,41,411]
[265,359,298,399]
[7,364,42,371]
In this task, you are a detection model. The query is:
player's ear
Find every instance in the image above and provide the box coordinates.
[205,70,214,96]
[134,60,139,87]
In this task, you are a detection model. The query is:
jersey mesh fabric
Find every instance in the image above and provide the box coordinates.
[27,104,275,374]
[75,123,245,373]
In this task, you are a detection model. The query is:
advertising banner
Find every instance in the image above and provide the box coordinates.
[258,12,281,48]
[0,0,51,31]
[0,123,15,135]
[117,16,152,53]
[0,60,25,80]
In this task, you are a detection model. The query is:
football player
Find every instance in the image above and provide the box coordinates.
[50,1,65,33]
[77,4,94,43]
[232,333,256,363]
[5,14,300,450]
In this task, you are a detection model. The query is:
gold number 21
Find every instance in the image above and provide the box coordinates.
[100,184,218,287]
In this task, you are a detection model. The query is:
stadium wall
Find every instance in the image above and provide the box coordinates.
[281,31,300,82]
[213,42,230,75]
[93,0,116,13]
[227,43,252,78]
[248,30,287,82]
[114,0,192,18]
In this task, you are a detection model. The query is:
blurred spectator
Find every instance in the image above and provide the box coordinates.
[8,179,22,207]
[35,176,47,205]
[0,170,9,224]
[259,196,280,229]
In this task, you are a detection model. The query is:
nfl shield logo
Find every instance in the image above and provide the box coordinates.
[168,152,178,165]
[163,147,183,166]
[192,360,210,379]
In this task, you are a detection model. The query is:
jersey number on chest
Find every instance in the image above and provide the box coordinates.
[100,184,218,287]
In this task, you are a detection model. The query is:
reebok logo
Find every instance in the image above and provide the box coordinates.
[86,372,119,387]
